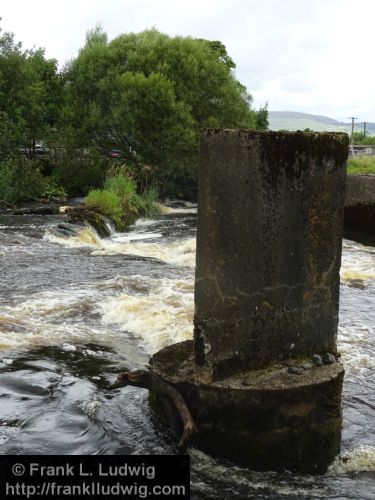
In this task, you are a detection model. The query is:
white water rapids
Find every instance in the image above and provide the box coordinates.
[0,205,375,498]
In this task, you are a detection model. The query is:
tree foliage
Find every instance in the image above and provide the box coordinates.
[352,131,375,146]
[61,28,259,196]
[0,26,62,158]
[0,24,66,203]
[1,23,265,200]
[255,103,269,131]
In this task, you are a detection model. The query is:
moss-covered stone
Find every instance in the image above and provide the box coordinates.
[66,208,112,238]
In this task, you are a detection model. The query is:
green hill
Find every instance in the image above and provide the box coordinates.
[268,111,375,135]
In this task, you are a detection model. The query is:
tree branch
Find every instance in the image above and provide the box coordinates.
[117,370,197,451]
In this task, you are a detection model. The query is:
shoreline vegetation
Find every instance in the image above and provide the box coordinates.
[0,25,269,214]
[85,172,160,231]
[2,24,374,225]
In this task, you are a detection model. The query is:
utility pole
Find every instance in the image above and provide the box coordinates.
[364,121,367,139]
[348,117,358,144]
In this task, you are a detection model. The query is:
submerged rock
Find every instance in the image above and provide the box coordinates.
[66,208,111,238]
[52,223,83,238]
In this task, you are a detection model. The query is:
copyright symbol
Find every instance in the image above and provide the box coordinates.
[12,463,25,476]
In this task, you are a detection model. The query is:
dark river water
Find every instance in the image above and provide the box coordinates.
[0,205,375,499]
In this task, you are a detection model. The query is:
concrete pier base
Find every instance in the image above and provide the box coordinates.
[150,341,344,474]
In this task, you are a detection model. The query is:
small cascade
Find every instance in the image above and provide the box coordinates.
[45,217,196,267]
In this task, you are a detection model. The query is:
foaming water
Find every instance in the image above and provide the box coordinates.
[46,227,101,247]
[45,219,196,267]
[341,239,375,283]
[338,236,375,380]
[332,446,375,474]
[1,206,375,498]
[94,238,196,267]
[100,278,194,353]
[1,208,196,355]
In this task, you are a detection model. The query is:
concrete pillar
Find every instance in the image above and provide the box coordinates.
[194,130,348,382]
[150,130,348,472]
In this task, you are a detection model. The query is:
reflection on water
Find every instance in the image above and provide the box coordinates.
[1,206,375,498]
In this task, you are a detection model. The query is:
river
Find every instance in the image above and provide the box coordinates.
[0,205,375,499]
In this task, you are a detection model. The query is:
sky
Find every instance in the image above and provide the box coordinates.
[1,0,375,121]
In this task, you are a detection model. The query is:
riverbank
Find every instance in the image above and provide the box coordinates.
[2,172,162,239]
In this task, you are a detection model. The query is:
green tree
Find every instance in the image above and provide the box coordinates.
[351,131,375,145]
[21,48,62,156]
[0,26,62,158]
[0,29,26,158]
[256,103,269,131]
[0,24,64,203]
[61,28,258,197]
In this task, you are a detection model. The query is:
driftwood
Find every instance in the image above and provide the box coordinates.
[117,370,197,451]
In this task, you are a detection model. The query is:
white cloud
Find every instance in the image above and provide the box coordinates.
[1,0,375,120]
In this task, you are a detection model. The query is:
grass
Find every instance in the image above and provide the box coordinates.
[85,174,159,229]
[347,156,375,175]
[85,189,123,228]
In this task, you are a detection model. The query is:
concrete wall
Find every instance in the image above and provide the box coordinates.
[345,174,375,206]
[344,174,375,232]
[194,130,348,382]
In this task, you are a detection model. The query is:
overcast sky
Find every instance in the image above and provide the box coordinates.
[1,0,374,121]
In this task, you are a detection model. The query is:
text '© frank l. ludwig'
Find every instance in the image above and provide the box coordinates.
[28,462,156,479]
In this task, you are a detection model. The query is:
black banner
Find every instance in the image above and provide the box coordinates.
[0,455,190,499]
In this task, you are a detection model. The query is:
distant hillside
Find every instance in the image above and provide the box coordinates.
[269,111,375,135]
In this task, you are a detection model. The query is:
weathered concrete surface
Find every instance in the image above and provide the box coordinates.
[344,174,375,232]
[150,341,344,474]
[194,130,348,382]
[345,174,375,205]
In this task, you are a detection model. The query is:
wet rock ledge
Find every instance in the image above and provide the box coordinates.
[12,204,112,238]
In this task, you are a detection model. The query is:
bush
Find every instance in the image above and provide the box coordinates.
[104,174,142,216]
[140,187,159,216]
[103,173,159,217]
[0,157,45,203]
[84,173,159,229]
[52,151,107,196]
[85,189,123,228]
[41,177,67,199]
